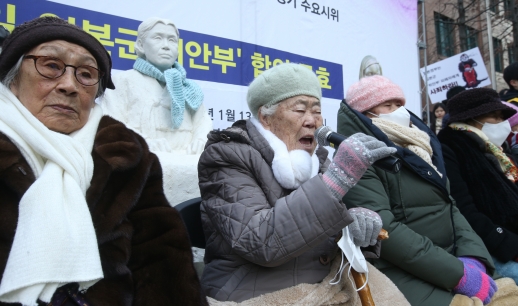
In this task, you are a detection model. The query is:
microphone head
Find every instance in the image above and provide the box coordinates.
[315,126,332,147]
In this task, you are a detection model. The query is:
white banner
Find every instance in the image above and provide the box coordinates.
[420,47,491,103]
[1,0,419,130]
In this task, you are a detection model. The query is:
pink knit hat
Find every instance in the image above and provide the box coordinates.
[346,75,406,113]
[504,101,518,128]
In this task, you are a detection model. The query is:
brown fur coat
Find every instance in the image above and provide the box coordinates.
[0,116,207,306]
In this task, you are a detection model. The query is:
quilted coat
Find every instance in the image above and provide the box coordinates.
[198,120,355,303]
[337,102,494,306]
[0,116,207,306]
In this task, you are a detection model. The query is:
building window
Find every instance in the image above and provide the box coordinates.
[465,27,478,50]
[435,13,454,57]
[493,37,504,72]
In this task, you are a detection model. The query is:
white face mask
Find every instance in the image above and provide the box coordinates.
[368,106,411,127]
[475,119,511,146]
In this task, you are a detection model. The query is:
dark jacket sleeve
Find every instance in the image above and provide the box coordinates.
[442,143,518,262]
[127,152,208,306]
[199,141,353,268]
[449,197,496,275]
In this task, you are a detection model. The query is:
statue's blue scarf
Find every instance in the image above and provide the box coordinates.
[134,58,204,129]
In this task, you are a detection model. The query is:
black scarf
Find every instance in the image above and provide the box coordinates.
[439,127,518,231]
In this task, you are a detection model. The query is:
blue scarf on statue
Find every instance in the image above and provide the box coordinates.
[133,58,204,129]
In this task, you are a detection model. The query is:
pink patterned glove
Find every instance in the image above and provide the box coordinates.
[453,257,497,305]
[322,133,396,199]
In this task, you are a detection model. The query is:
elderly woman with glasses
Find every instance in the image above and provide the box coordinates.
[0,17,206,306]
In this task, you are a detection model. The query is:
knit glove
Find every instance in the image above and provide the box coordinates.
[347,207,382,247]
[322,133,396,199]
[453,257,497,305]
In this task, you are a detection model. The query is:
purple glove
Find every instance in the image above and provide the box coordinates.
[322,133,396,199]
[453,257,497,305]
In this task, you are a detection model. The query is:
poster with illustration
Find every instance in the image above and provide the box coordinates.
[420,47,491,103]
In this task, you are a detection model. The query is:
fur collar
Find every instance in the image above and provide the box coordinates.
[250,117,319,189]
[93,116,144,171]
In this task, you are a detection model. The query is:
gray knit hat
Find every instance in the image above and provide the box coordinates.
[247,63,322,117]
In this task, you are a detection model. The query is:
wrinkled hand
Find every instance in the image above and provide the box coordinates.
[453,257,497,305]
[347,207,382,247]
[322,133,396,199]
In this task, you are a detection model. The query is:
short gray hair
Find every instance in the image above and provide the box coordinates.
[2,54,105,98]
[135,17,179,59]
[258,103,280,118]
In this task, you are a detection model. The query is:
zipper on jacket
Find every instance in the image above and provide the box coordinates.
[395,171,408,221]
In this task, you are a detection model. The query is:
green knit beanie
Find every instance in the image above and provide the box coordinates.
[247,63,322,117]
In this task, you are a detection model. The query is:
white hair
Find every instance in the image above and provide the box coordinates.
[258,103,280,118]
[1,56,23,88]
[135,17,179,59]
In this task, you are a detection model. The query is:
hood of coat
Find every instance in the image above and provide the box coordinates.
[337,100,448,191]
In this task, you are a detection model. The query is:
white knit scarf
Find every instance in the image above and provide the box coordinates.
[0,84,104,306]
[250,118,319,189]
[372,118,442,177]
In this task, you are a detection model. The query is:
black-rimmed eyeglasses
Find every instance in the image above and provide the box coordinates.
[23,55,104,86]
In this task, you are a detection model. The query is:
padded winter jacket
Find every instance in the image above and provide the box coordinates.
[337,102,494,306]
[198,120,354,302]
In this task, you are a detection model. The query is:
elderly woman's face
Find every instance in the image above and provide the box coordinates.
[471,110,504,130]
[365,99,402,118]
[10,40,98,134]
[261,95,323,154]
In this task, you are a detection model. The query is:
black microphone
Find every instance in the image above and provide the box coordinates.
[315,126,401,174]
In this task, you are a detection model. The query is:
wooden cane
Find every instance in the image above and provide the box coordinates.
[351,229,389,306]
